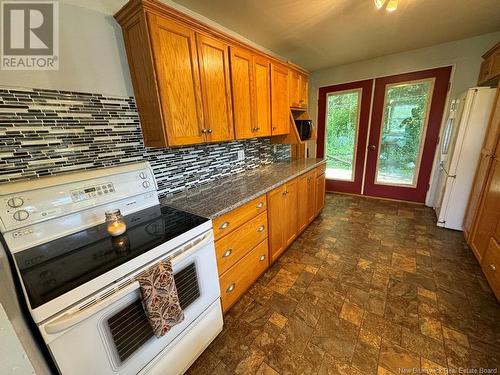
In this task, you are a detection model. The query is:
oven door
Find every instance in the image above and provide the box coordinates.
[40,230,220,375]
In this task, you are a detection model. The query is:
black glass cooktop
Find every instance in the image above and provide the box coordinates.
[13,205,208,309]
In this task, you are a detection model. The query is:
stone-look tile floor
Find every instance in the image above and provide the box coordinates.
[187,194,500,375]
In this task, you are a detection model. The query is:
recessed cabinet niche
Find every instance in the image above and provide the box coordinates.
[115,0,309,148]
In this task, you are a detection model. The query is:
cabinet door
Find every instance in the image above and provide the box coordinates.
[147,14,204,146]
[268,185,286,262]
[471,157,500,261]
[299,74,308,108]
[254,54,272,137]
[306,170,317,223]
[315,173,326,216]
[289,69,300,107]
[297,170,316,232]
[271,63,290,135]
[230,47,255,139]
[197,34,234,143]
[284,179,298,247]
[297,174,309,233]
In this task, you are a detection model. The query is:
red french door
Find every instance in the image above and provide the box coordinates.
[317,79,373,194]
[317,66,452,203]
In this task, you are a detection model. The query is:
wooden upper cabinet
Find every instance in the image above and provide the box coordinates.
[115,0,308,147]
[197,34,234,143]
[147,14,205,146]
[289,69,301,107]
[299,73,308,108]
[253,55,272,137]
[478,43,500,86]
[271,63,290,135]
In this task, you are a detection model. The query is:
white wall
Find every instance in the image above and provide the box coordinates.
[308,31,500,205]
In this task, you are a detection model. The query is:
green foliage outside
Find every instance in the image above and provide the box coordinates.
[325,92,358,173]
[325,82,430,183]
[378,82,431,182]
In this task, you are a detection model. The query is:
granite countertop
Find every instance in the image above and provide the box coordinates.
[160,158,326,219]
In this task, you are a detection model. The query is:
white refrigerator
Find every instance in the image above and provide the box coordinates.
[433,87,496,230]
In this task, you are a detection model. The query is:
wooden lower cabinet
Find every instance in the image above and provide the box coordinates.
[315,170,326,216]
[215,212,267,275]
[219,240,269,312]
[297,170,316,233]
[482,237,500,300]
[216,165,326,312]
[268,179,299,263]
[213,195,266,240]
[470,157,500,261]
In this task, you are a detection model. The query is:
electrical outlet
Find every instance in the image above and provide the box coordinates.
[273,145,278,153]
[237,150,245,161]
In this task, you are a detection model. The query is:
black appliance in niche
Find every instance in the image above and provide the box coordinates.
[295,120,312,141]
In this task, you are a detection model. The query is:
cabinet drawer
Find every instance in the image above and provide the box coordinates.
[215,212,268,275]
[219,240,269,312]
[212,195,267,240]
[482,237,500,300]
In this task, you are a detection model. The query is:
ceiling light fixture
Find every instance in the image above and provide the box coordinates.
[374,0,398,11]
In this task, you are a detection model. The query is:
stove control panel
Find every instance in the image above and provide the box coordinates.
[70,183,115,202]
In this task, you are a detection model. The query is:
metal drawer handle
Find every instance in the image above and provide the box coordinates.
[226,283,235,294]
[222,249,232,258]
[259,255,266,262]
[491,264,497,272]
[219,221,230,230]
[256,202,264,209]
[257,225,265,232]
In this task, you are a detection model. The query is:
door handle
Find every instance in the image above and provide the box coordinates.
[368,144,376,151]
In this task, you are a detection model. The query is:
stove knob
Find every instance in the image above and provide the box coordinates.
[139,172,148,179]
[7,197,24,208]
[142,181,151,189]
[13,210,29,221]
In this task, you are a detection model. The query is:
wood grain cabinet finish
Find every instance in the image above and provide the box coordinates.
[298,170,316,233]
[289,70,308,109]
[268,179,299,263]
[478,43,500,86]
[230,47,271,139]
[215,212,267,275]
[482,237,500,300]
[197,34,234,143]
[219,240,269,312]
[147,14,205,147]
[115,0,309,148]
[470,155,500,261]
[212,195,267,240]
[315,168,326,216]
[271,63,290,135]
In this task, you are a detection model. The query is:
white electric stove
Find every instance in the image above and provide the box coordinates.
[0,162,222,375]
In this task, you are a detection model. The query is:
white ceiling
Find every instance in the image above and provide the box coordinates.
[168,0,500,71]
[65,0,500,72]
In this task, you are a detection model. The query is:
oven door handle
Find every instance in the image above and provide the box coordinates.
[44,281,140,335]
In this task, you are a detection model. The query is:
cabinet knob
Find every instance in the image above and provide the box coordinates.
[259,255,266,262]
[219,221,230,230]
[256,202,264,209]
[207,129,213,134]
[222,249,233,258]
[257,225,265,232]
[226,283,235,293]
[491,264,497,272]
[272,126,277,130]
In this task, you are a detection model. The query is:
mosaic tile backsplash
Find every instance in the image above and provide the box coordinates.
[0,87,290,197]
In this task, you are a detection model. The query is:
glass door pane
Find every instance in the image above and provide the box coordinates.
[375,79,434,186]
[325,89,361,181]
